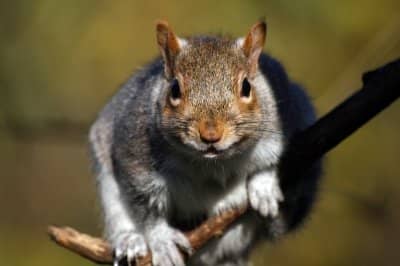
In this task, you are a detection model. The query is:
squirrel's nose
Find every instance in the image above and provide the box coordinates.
[199,120,223,144]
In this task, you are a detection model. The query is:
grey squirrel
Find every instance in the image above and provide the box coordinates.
[89,20,321,266]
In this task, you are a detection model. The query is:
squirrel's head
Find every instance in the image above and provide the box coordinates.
[156,20,268,159]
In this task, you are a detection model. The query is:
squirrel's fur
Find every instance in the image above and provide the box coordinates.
[89,21,321,266]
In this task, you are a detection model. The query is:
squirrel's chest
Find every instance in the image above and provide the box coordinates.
[164,161,249,226]
[161,136,283,227]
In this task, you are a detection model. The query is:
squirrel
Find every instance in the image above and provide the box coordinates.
[89,20,321,266]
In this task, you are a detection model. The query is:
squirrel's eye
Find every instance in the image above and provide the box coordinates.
[240,78,252,99]
[169,79,181,107]
[171,79,181,99]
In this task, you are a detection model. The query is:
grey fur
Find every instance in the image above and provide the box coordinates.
[89,35,321,266]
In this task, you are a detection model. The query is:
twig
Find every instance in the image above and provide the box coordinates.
[48,58,400,265]
[47,226,113,264]
[48,206,247,265]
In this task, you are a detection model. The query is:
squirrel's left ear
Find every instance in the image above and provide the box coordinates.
[240,21,267,76]
[156,20,184,79]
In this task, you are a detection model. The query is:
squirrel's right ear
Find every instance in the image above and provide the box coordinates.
[156,20,183,79]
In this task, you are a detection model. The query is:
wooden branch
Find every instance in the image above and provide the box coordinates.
[48,226,113,264]
[48,58,400,265]
[48,206,247,265]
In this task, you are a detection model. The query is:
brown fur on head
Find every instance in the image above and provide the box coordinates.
[156,20,267,159]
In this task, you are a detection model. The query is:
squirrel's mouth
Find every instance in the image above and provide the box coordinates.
[203,146,220,159]
[200,136,249,159]
[180,135,249,159]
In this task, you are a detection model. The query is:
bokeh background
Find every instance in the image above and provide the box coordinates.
[1,1,399,265]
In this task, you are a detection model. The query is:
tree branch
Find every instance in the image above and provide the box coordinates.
[48,58,400,265]
[48,206,247,265]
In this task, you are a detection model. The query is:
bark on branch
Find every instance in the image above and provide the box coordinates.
[48,206,246,266]
[47,58,400,265]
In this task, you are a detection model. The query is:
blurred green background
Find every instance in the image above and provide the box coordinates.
[0,0,399,265]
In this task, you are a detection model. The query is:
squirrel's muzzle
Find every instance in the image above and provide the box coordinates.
[198,119,224,144]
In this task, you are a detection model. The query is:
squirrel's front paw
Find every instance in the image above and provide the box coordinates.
[248,171,284,217]
[112,230,148,266]
[147,223,192,266]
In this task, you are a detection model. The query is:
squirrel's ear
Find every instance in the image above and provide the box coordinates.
[240,21,267,76]
[156,20,183,79]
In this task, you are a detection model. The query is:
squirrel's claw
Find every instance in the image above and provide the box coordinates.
[147,223,191,266]
[114,247,123,266]
[113,231,148,266]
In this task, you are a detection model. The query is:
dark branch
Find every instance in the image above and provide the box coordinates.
[285,58,399,165]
